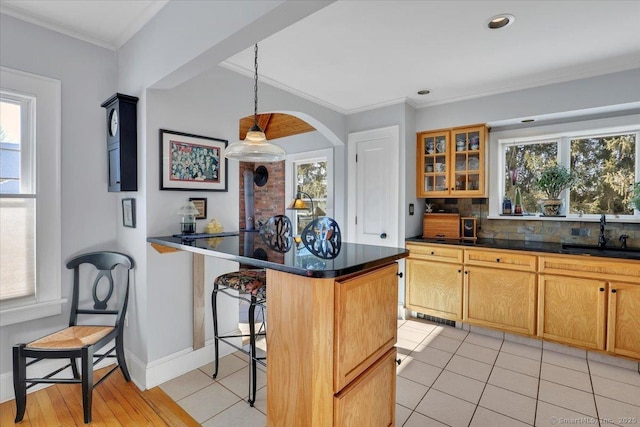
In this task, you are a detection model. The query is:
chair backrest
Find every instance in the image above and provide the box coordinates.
[301,217,342,259]
[65,251,135,328]
[259,215,293,252]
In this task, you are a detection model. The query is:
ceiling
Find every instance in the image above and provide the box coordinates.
[2,1,639,115]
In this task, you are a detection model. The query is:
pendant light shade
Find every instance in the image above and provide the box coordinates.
[225,44,286,162]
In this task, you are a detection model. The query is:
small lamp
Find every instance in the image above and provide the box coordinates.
[287,191,316,220]
[178,201,200,234]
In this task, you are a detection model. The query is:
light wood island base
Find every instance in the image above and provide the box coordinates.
[266,263,399,426]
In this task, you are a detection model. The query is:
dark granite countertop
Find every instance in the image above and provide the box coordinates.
[405,237,640,261]
[148,232,409,278]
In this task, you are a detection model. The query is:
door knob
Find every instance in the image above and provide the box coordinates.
[380,233,387,239]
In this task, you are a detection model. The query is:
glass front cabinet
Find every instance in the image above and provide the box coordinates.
[417,124,487,198]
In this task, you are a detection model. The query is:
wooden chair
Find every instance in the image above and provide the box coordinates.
[12,251,135,424]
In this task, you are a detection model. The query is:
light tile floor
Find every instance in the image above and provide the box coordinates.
[160,318,640,426]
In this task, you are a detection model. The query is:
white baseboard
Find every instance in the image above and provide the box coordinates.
[397,304,409,320]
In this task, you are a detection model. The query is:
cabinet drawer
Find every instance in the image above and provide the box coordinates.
[334,264,397,392]
[334,348,396,427]
[407,243,463,263]
[540,255,640,283]
[464,248,536,271]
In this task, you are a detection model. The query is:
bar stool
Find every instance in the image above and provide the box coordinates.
[211,269,266,406]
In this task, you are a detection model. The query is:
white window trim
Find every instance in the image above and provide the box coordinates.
[285,148,334,224]
[0,67,63,326]
[488,115,640,222]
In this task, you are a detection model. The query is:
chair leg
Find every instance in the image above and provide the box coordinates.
[13,345,27,423]
[248,298,257,407]
[71,357,80,379]
[81,346,94,424]
[116,333,131,381]
[211,287,220,379]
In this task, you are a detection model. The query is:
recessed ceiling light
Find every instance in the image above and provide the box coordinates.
[417,89,431,95]
[488,14,515,29]
[521,118,535,123]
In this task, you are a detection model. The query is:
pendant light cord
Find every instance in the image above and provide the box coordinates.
[253,43,259,128]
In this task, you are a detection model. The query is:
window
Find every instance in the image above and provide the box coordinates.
[285,149,333,235]
[1,94,36,301]
[0,67,62,326]
[496,124,639,219]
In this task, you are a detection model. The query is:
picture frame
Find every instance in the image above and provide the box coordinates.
[189,197,207,220]
[122,198,136,228]
[160,129,228,191]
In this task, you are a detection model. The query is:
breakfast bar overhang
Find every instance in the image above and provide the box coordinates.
[147,232,408,426]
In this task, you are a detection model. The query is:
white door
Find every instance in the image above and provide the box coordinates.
[347,126,399,248]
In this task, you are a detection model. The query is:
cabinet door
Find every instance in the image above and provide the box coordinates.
[334,264,398,392]
[450,125,486,197]
[464,266,536,335]
[334,348,396,427]
[417,130,449,197]
[538,274,607,350]
[406,258,463,321]
[607,282,640,359]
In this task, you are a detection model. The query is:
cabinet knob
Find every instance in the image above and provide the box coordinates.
[380,233,387,239]
[396,358,402,366]
[397,272,403,278]
[599,287,605,292]
[431,251,435,255]
[458,269,462,273]
[612,289,617,293]
[496,258,501,262]
[464,271,468,275]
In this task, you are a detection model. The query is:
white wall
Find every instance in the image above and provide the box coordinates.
[415,68,640,131]
[0,13,117,377]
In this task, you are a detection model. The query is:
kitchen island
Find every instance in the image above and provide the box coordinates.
[148,232,408,426]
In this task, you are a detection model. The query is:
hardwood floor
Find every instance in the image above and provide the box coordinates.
[0,367,200,426]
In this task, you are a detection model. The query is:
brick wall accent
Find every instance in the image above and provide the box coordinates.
[239,162,286,230]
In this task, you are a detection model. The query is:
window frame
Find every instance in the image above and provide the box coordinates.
[489,118,640,222]
[0,67,63,326]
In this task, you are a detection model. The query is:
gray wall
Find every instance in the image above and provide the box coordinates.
[0,14,117,375]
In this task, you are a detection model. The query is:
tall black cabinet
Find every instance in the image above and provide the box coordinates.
[101,93,138,192]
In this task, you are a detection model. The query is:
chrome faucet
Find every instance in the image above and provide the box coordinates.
[598,214,609,248]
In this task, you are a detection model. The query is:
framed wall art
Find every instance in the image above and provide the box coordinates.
[122,198,136,228]
[189,197,207,220]
[160,129,228,191]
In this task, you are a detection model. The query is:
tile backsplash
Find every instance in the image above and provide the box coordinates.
[425,198,640,248]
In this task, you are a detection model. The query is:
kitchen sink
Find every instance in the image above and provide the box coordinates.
[561,243,640,259]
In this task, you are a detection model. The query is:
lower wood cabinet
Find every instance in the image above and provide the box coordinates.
[334,348,396,427]
[538,274,607,350]
[406,259,462,321]
[405,242,640,361]
[464,265,537,335]
[405,243,463,321]
[607,282,640,359]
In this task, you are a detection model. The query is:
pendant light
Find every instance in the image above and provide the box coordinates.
[225,44,286,162]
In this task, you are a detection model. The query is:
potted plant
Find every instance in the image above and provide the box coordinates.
[535,164,576,216]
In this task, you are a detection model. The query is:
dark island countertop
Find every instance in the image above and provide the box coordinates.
[148,232,409,278]
[405,237,640,261]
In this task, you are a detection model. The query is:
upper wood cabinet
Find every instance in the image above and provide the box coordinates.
[416,124,488,198]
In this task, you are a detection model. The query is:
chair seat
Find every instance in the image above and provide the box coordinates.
[26,326,114,350]
[215,270,266,299]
